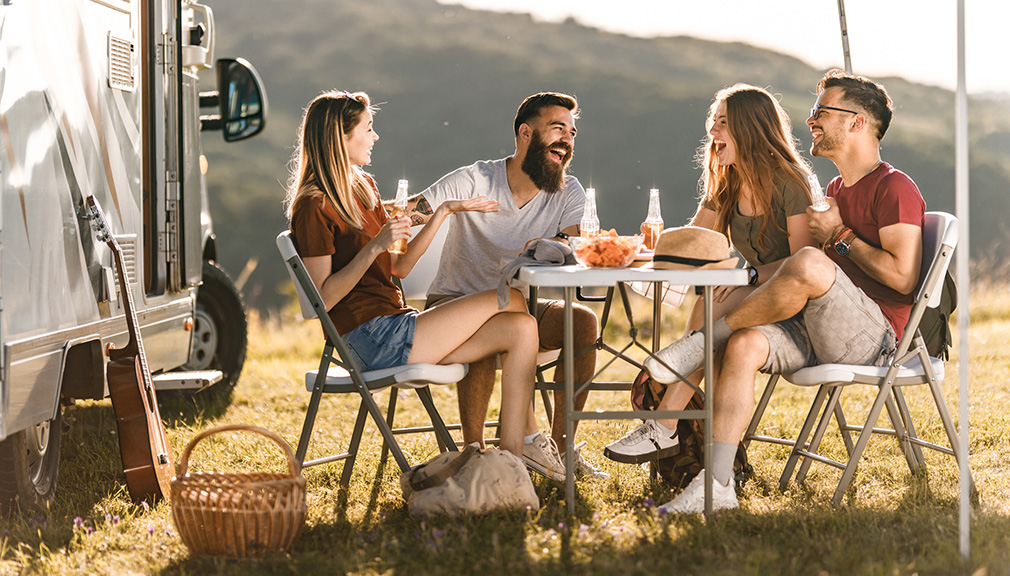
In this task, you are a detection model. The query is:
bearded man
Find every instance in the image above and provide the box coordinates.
[401,92,606,481]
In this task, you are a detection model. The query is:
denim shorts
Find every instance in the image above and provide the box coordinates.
[754,263,897,374]
[344,311,418,372]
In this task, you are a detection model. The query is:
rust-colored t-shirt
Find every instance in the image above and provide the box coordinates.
[289,176,413,335]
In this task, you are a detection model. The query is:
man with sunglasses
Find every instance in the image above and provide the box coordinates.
[644,69,925,513]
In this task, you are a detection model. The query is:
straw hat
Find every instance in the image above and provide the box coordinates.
[649,226,739,270]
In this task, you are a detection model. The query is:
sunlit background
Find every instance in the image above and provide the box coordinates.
[439,0,1007,95]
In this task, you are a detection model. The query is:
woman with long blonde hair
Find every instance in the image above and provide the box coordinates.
[605,84,817,480]
[285,90,538,456]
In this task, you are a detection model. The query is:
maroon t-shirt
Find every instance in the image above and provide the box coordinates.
[826,162,925,339]
[290,174,413,335]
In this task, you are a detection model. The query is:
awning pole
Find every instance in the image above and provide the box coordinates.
[955,0,971,561]
[836,0,853,73]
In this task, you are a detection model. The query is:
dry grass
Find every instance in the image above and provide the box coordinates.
[2,286,1009,575]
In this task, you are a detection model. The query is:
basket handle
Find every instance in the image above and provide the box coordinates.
[176,424,301,478]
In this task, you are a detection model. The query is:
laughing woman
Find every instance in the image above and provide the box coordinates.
[605,84,817,471]
[284,90,538,455]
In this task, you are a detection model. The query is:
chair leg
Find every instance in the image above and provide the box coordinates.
[833,401,855,455]
[743,374,780,449]
[353,379,411,473]
[926,377,977,495]
[831,382,895,505]
[378,388,399,472]
[538,372,554,428]
[796,386,845,484]
[884,390,922,474]
[340,401,370,487]
[780,384,832,490]
[415,385,458,452]
[296,346,338,466]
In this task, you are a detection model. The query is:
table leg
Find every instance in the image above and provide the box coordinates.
[703,286,713,517]
[652,280,662,351]
[564,286,576,514]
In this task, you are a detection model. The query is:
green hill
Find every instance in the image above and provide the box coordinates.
[200,0,1010,310]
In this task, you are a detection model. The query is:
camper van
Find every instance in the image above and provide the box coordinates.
[0,0,266,511]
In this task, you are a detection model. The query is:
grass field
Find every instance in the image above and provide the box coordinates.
[1,286,1009,576]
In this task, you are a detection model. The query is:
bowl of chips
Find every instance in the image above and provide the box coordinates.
[570,231,642,268]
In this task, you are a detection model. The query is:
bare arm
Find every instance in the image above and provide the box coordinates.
[390,196,500,277]
[302,217,409,311]
[808,199,922,294]
[846,223,922,294]
[750,212,816,283]
[403,194,435,226]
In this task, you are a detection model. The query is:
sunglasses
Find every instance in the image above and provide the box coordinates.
[809,104,858,121]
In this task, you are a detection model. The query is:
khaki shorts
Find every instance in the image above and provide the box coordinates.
[754,263,897,374]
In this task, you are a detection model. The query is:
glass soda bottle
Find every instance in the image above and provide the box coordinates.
[641,187,664,250]
[808,173,829,211]
[580,187,600,238]
[388,179,409,254]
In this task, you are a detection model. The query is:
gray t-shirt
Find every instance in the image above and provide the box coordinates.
[422,158,586,296]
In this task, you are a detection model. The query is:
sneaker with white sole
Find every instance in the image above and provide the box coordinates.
[562,441,610,480]
[644,331,706,384]
[522,433,566,482]
[657,469,738,514]
[603,419,680,464]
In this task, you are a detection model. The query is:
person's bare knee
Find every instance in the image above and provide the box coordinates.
[778,247,836,296]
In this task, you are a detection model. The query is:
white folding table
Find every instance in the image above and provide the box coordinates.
[516,264,747,516]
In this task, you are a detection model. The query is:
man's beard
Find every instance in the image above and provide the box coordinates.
[522,129,573,193]
[811,130,842,157]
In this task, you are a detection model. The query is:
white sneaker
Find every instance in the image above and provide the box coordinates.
[657,470,738,514]
[603,419,680,464]
[644,331,706,384]
[562,441,610,480]
[522,433,566,482]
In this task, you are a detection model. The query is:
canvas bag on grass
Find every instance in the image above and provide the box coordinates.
[400,443,539,518]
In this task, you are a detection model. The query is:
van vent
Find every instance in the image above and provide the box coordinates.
[108,33,135,92]
[112,235,139,294]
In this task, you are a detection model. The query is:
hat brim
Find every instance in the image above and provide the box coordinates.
[644,256,740,271]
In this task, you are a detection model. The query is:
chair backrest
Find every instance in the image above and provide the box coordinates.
[893,211,957,355]
[276,230,319,320]
[917,211,958,309]
[397,222,449,301]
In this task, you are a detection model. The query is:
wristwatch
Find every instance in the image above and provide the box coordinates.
[833,228,856,256]
[554,230,570,241]
[745,265,758,286]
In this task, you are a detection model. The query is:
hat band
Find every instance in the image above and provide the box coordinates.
[653,254,724,267]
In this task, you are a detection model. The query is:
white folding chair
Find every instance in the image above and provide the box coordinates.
[276,231,465,486]
[771,212,971,504]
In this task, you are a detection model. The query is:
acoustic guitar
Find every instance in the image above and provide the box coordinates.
[86,196,174,504]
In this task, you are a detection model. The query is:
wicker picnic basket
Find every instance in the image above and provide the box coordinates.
[171,424,306,557]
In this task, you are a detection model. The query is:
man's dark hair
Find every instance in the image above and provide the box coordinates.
[817,69,893,140]
[513,92,579,136]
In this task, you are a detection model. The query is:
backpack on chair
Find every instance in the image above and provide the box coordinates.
[630,369,752,489]
[918,270,957,360]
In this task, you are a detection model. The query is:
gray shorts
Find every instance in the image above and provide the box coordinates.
[754,263,896,374]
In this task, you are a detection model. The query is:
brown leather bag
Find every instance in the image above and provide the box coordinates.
[631,369,752,489]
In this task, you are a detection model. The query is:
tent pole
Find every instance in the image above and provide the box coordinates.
[836,0,852,73]
[955,0,971,561]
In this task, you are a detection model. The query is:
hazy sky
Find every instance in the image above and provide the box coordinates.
[438,0,1005,95]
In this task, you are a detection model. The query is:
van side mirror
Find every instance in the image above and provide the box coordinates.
[199,57,268,142]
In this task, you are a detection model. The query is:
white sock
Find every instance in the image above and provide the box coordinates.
[653,420,677,437]
[711,441,738,485]
[524,432,541,444]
